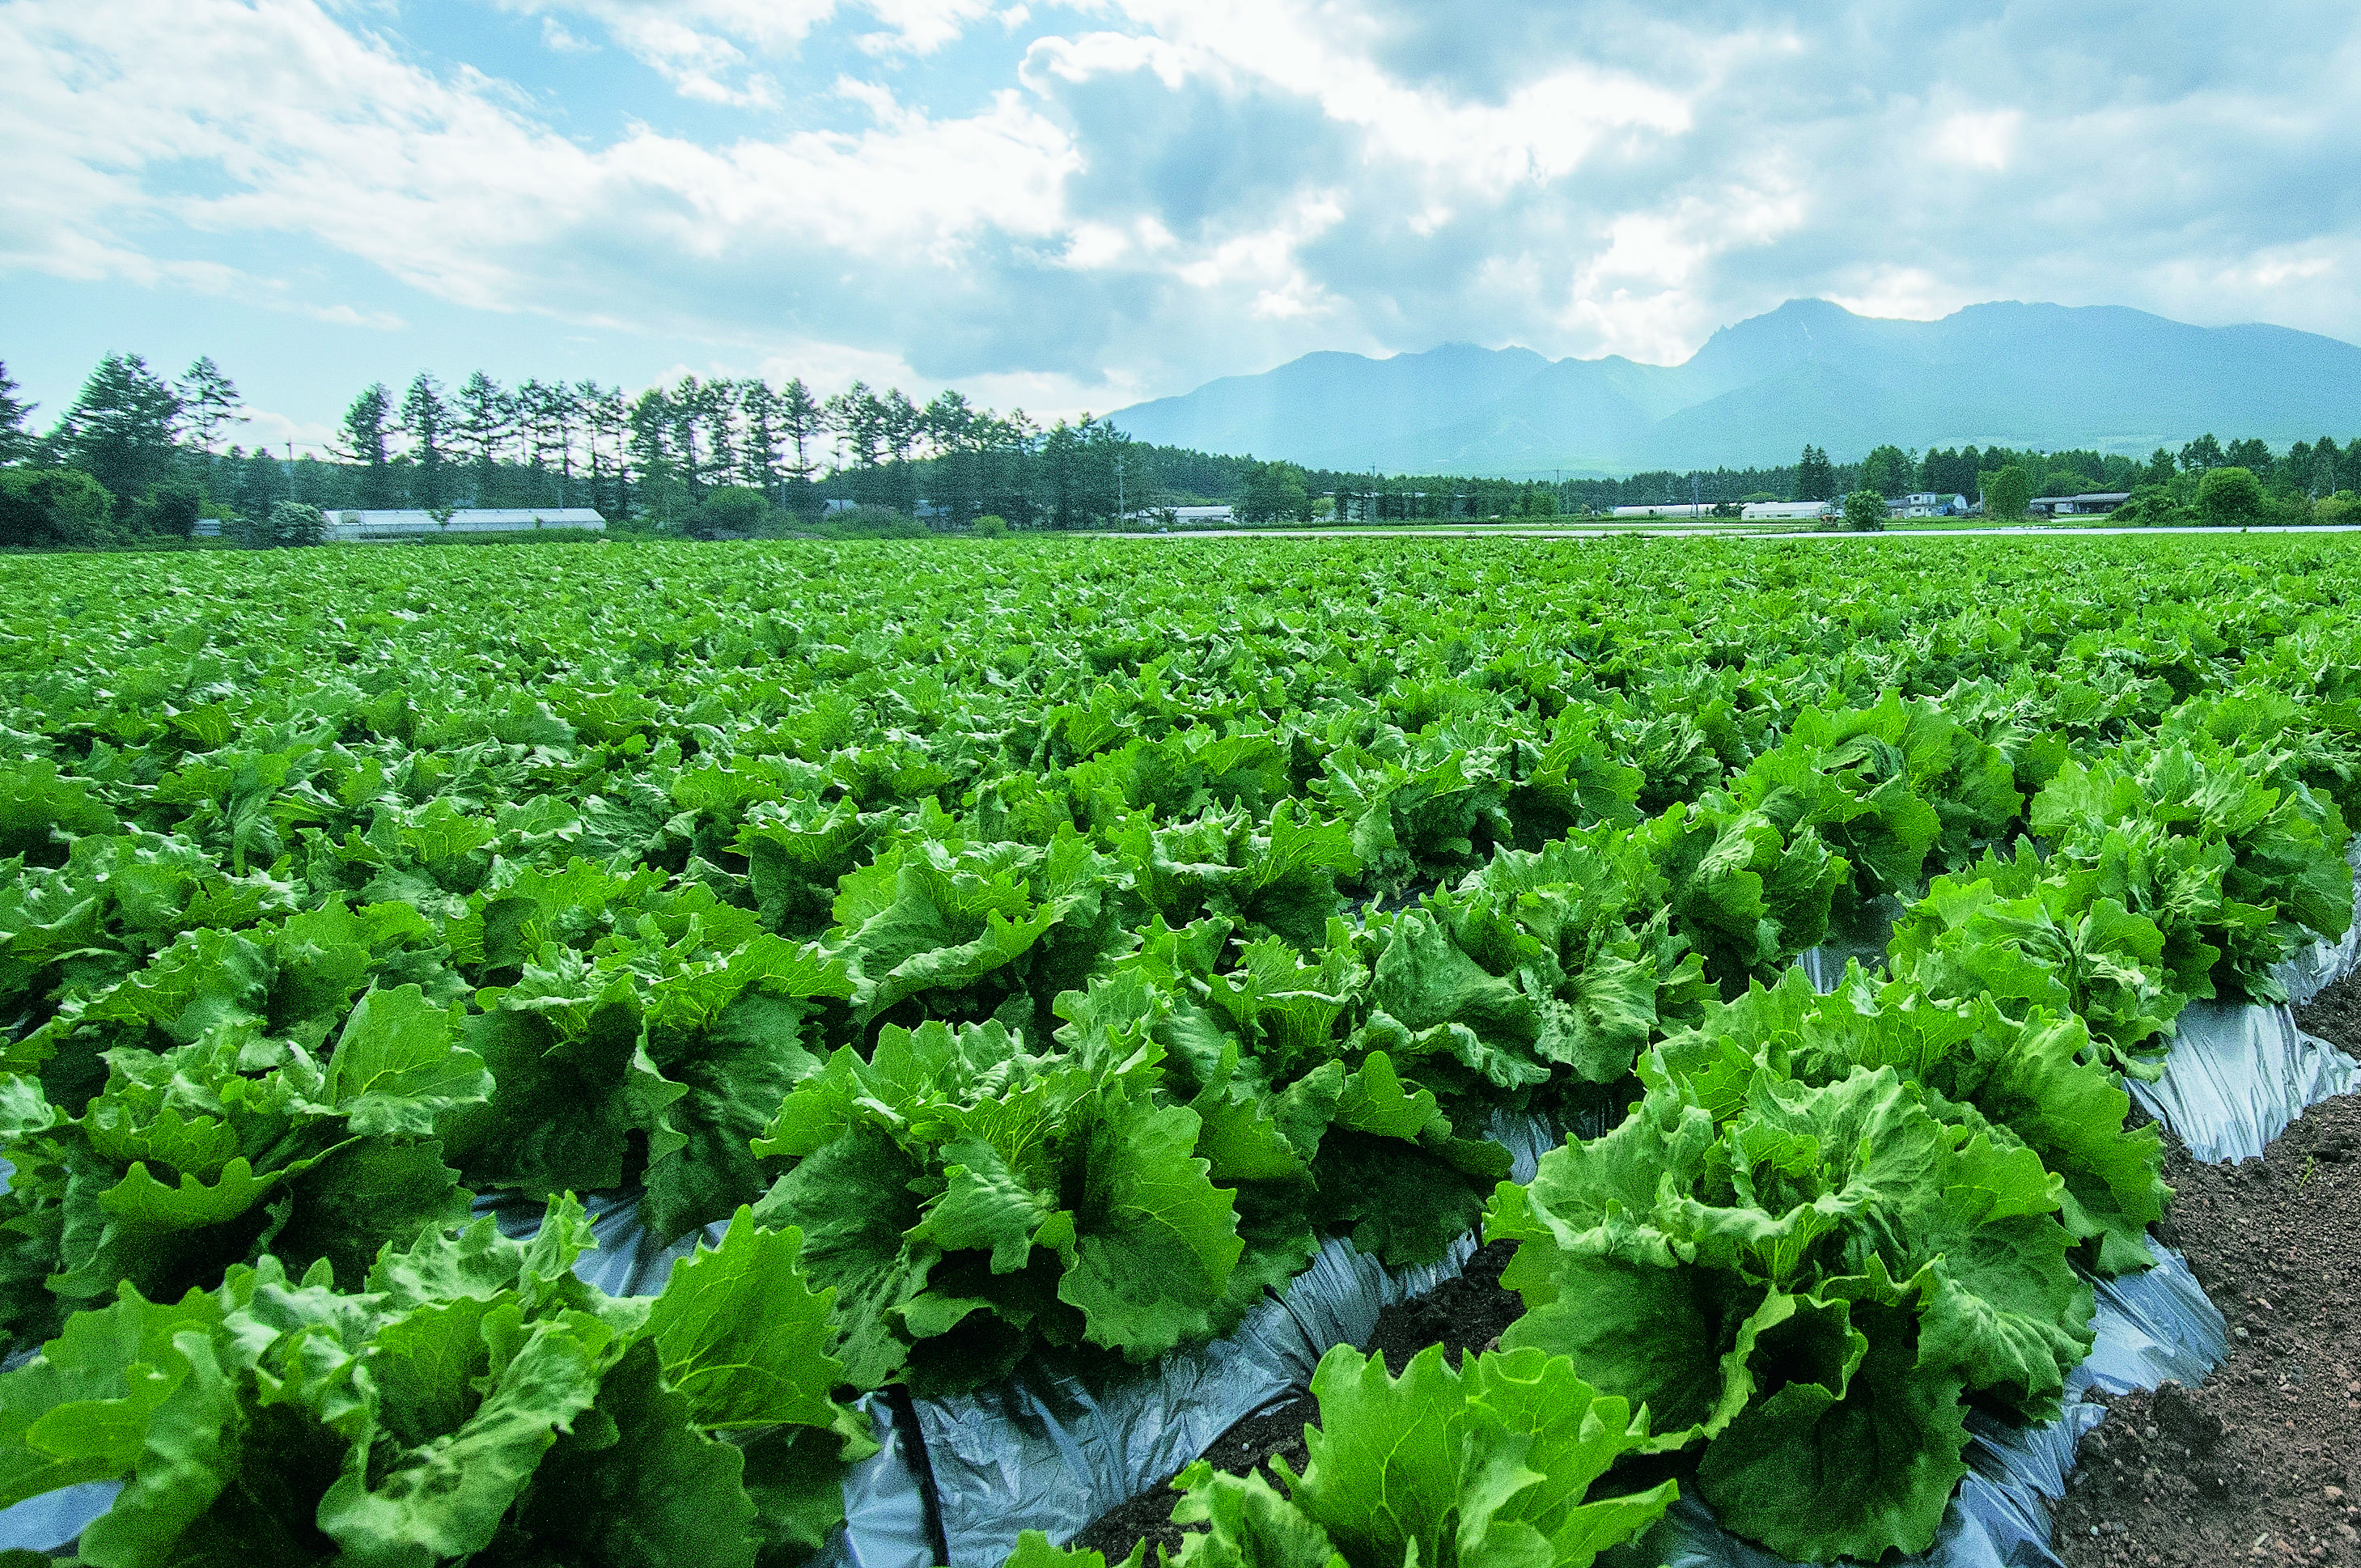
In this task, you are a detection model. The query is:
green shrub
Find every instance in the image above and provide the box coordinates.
[1981,464,2032,520]
[693,485,774,537]
[0,468,115,547]
[972,513,1009,538]
[2198,466,2266,527]
[129,479,205,537]
[2113,485,2191,528]
[264,500,325,546]
[1842,489,1888,532]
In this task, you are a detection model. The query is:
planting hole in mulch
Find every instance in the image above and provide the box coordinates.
[1066,1243,1528,1564]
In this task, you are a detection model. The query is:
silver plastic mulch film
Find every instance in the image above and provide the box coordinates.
[914,1232,1479,1568]
[0,1477,117,1556]
[2131,997,2361,1163]
[2270,841,2361,1007]
[2130,850,2361,1164]
[1663,873,2361,1568]
[468,1187,727,1297]
[2103,854,2361,1164]
[880,1108,1570,1568]
[838,1395,939,1568]
[813,901,2361,1568]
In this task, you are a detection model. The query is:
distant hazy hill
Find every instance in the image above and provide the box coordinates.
[1108,300,2361,476]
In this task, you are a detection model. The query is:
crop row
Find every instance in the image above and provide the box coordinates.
[0,537,2357,1564]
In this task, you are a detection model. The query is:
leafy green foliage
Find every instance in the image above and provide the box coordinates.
[1159,1344,1672,1568]
[1489,1065,2093,1562]
[1651,964,2170,1274]
[449,910,851,1240]
[1008,1343,1672,1568]
[2033,741,2352,1000]
[1889,854,2186,1078]
[1841,489,1887,533]
[751,1003,1245,1392]
[0,1198,870,1567]
[830,830,1134,1042]
[1639,793,1846,994]
[0,981,486,1354]
[5,533,2361,1561]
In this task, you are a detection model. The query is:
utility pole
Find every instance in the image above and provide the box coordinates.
[1116,451,1124,525]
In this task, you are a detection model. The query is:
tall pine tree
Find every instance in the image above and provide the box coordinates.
[400,373,451,510]
[1793,444,1834,502]
[331,384,395,508]
[175,357,246,456]
[0,362,33,465]
[453,372,513,507]
[47,353,182,503]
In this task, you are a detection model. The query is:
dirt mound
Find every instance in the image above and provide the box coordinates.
[2054,979,2361,1568]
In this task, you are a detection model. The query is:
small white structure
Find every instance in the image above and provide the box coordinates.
[1892,493,1970,519]
[1168,505,1236,524]
[1739,501,1838,521]
[1610,503,1709,519]
[321,508,606,542]
[2028,492,2130,518]
[193,518,223,538]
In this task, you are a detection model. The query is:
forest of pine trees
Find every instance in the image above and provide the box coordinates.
[3,349,2357,546]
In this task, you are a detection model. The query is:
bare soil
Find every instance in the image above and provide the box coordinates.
[2053,975,2361,1568]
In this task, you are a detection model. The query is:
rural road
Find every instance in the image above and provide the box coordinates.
[1130,522,2361,542]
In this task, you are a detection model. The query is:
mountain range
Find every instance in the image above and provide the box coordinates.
[1107,299,2361,477]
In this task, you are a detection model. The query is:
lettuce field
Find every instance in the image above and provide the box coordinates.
[2,533,2357,1566]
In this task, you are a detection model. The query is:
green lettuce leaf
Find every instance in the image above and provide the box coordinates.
[1161,1343,1672,1568]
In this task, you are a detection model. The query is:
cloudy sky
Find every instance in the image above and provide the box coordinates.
[6,0,2361,446]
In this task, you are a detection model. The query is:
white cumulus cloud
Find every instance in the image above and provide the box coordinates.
[7,0,2361,426]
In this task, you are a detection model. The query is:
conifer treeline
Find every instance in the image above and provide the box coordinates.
[5,351,2358,544]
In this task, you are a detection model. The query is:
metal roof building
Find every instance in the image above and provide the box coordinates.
[2026,492,2131,518]
[320,508,607,542]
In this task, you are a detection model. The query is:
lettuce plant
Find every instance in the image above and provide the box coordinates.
[0,1200,871,1567]
[1887,853,2187,1078]
[1650,964,2171,1275]
[750,989,1248,1394]
[1486,1065,2093,1562]
[1002,1342,1675,1568]
[0,983,486,1357]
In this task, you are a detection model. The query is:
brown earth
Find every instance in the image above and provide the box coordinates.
[2053,976,2361,1568]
